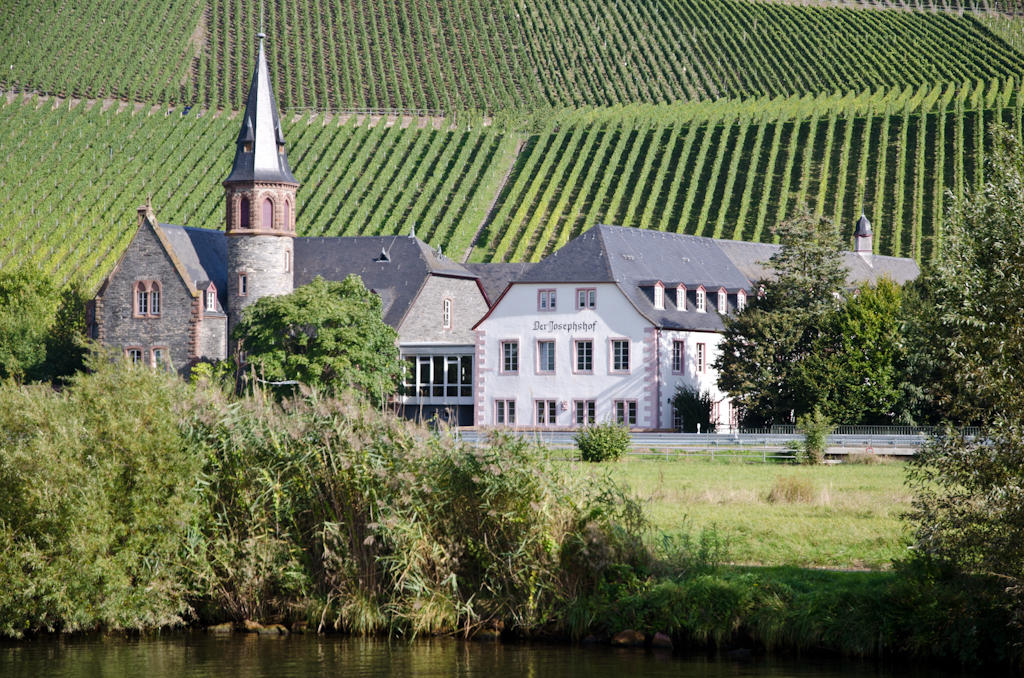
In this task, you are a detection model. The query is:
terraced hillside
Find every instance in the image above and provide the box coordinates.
[478,79,1020,264]
[1,78,1016,289]
[2,0,1023,110]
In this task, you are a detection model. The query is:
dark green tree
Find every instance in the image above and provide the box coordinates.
[233,275,402,406]
[907,127,1024,603]
[714,207,848,426]
[670,384,717,433]
[43,280,89,383]
[0,266,58,383]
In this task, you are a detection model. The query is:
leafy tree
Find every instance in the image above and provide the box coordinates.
[714,206,848,426]
[233,275,402,406]
[797,277,911,425]
[43,280,89,383]
[0,266,58,383]
[670,384,717,433]
[907,127,1024,605]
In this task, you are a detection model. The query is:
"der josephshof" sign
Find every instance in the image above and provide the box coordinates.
[532,320,598,332]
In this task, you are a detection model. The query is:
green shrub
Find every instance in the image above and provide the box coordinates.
[575,419,632,462]
[797,406,832,464]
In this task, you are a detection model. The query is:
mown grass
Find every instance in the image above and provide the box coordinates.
[591,457,912,570]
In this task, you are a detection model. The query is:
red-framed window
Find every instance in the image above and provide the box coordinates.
[536,400,558,425]
[614,400,638,427]
[672,340,684,374]
[576,288,596,310]
[575,339,593,373]
[538,289,556,311]
[501,341,519,373]
[496,400,516,425]
[574,400,596,426]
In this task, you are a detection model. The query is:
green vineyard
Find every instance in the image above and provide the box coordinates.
[2,77,1018,289]
[2,0,1023,110]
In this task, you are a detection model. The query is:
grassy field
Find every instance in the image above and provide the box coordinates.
[598,457,912,570]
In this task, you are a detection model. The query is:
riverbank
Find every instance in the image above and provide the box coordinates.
[0,363,1019,668]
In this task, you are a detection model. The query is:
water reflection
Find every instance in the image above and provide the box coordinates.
[0,634,981,678]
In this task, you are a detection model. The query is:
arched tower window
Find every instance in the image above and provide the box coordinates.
[135,281,149,316]
[284,200,291,231]
[239,197,251,228]
[262,198,274,229]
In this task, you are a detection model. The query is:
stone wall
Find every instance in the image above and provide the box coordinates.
[201,314,228,360]
[96,220,196,372]
[227,233,294,338]
[398,276,488,344]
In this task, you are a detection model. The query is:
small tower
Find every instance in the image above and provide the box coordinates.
[224,32,297,340]
[854,212,873,262]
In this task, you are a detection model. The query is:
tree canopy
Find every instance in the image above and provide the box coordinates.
[907,127,1024,604]
[232,275,402,406]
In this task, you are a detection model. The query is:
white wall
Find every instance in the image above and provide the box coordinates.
[476,282,735,430]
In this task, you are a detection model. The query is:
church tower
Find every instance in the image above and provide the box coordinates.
[224,33,297,340]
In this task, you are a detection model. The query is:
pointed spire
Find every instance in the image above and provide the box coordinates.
[224,35,297,185]
[409,224,416,239]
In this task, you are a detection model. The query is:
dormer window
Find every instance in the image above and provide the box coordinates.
[717,289,727,314]
[243,142,252,153]
[278,143,285,154]
[654,283,664,310]
[676,285,687,311]
[737,290,747,311]
[206,286,217,312]
[696,287,706,313]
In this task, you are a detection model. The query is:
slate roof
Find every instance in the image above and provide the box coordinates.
[461,262,537,306]
[294,235,479,328]
[495,224,921,332]
[224,38,297,185]
[160,224,228,313]
[713,239,921,287]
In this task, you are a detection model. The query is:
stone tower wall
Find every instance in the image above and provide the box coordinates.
[227,234,294,338]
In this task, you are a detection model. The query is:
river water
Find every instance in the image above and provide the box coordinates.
[0,634,985,678]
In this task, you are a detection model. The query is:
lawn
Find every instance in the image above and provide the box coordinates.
[594,457,913,570]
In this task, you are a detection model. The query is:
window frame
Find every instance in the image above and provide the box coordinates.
[134,281,149,317]
[610,338,631,373]
[653,282,665,310]
[737,289,747,312]
[442,297,452,329]
[238,272,248,297]
[574,338,594,374]
[574,399,596,426]
[500,340,519,374]
[676,284,687,311]
[576,287,596,310]
[126,347,144,365]
[239,196,251,229]
[535,399,558,426]
[284,249,291,273]
[261,197,274,229]
[696,342,707,374]
[151,346,169,369]
[537,339,556,374]
[613,399,638,427]
[717,288,728,314]
[495,399,517,425]
[672,340,684,374]
[537,289,557,312]
[205,285,217,312]
[696,286,707,313]
[149,282,161,316]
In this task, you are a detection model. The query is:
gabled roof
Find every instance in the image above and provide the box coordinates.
[224,37,297,185]
[293,235,481,328]
[160,224,228,310]
[461,262,537,306]
[712,239,920,287]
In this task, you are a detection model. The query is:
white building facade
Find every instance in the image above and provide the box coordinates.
[474,280,731,430]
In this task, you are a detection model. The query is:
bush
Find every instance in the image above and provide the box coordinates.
[796,406,832,464]
[575,419,631,462]
[767,475,817,503]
